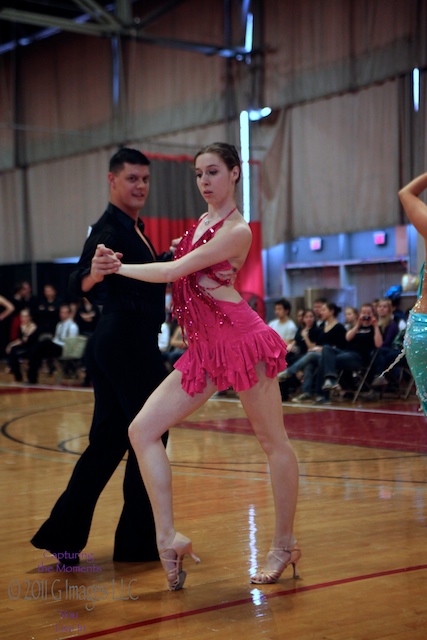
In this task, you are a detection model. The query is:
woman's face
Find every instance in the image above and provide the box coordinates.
[377,300,391,317]
[345,308,357,324]
[320,304,332,320]
[20,310,31,324]
[194,153,238,206]
[303,311,315,327]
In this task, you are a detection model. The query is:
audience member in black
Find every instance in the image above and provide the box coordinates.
[313,297,328,326]
[285,308,320,367]
[72,297,101,387]
[317,302,383,402]
[279,302,346,401]
[74,297,101,337]
[5,309,38,382]
[35,283,62,337]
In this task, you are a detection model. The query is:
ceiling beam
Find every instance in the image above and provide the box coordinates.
[0,9,121,37]
[0,7,251,58]
[72,0,123,28]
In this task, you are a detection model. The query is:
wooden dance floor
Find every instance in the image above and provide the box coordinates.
[1,373,427,639]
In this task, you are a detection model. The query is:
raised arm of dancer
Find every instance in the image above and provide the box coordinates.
[99,221,252,283]
[398,172,427,238]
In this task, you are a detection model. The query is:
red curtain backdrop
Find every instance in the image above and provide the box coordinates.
[143,217,198,256]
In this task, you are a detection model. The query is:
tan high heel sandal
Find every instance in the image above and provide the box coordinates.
[250,544,301,584]
[159,531,201,591]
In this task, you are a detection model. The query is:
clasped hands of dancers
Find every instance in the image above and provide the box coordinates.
[96,142,300,590]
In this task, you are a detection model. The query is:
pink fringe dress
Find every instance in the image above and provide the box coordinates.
[172,213,287,396]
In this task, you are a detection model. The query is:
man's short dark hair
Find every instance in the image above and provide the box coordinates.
[274,298,291,313]
[109,148,151,173]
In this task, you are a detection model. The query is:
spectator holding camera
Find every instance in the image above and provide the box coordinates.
[316,302,383,402]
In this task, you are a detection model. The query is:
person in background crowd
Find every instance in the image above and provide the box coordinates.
[295,307,305,328]
[313,297,328,326]
[268,298,297,343]
[73,297,101,387]
[5,309,38,382]
[279,308,320,402]
[35,283,62,338]
[316,302,383,403]
[344,306,359,330]
[280,302,346,402]
[9,281,38,341]
[74,297,101,337]
[26,304,78,384]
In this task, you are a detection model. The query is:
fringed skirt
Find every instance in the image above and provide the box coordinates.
[174,299,287,397]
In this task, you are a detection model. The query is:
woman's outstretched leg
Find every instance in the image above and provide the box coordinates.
[128,369,216,589]
[238,362,300,583]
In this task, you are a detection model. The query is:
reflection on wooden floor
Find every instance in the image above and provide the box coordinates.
[1,372,427,640]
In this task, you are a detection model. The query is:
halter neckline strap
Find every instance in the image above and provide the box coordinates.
[203,206,237,227]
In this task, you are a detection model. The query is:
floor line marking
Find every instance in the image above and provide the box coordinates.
[67,563,427,640]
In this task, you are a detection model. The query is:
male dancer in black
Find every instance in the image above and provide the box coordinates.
[31,148,169,564]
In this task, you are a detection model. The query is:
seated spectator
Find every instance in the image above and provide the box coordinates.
[5,309,38,382]
[344,306,358,330]
[313,297,328,326]
[268,298,297,343]
[73,297,101,387]
[285,308,320,367]
[35,283,62,338]
[316,302,383,402]
[74,297,101,337]
[371,330,405,388]
[295,307,305,328]
[27,304,78,384]
[370,298,402,387]
[377,297,399,346]
[279,302,346,402]
[9,281,38,341]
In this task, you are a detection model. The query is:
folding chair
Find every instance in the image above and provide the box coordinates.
[351,349,379,403]
[55,335,88,383]
[395,357,416,399]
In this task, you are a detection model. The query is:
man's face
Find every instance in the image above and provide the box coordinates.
[274,304,287,320]
[59,306,70,321]
[108,162,150,216]
[313,302,323,318]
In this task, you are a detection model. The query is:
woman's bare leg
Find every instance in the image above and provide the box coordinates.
[238,363,299,550]
[128,369,216,550]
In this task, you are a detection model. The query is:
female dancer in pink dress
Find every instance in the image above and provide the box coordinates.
[97,142,300,590]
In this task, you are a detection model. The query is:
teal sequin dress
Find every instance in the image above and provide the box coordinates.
[403,263,427,415]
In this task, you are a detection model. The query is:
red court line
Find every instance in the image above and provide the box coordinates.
[177,410,427,453]
[71,563,427,640]
[0,387,49,395]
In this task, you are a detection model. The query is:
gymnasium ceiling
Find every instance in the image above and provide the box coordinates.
[0,0,251,58]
